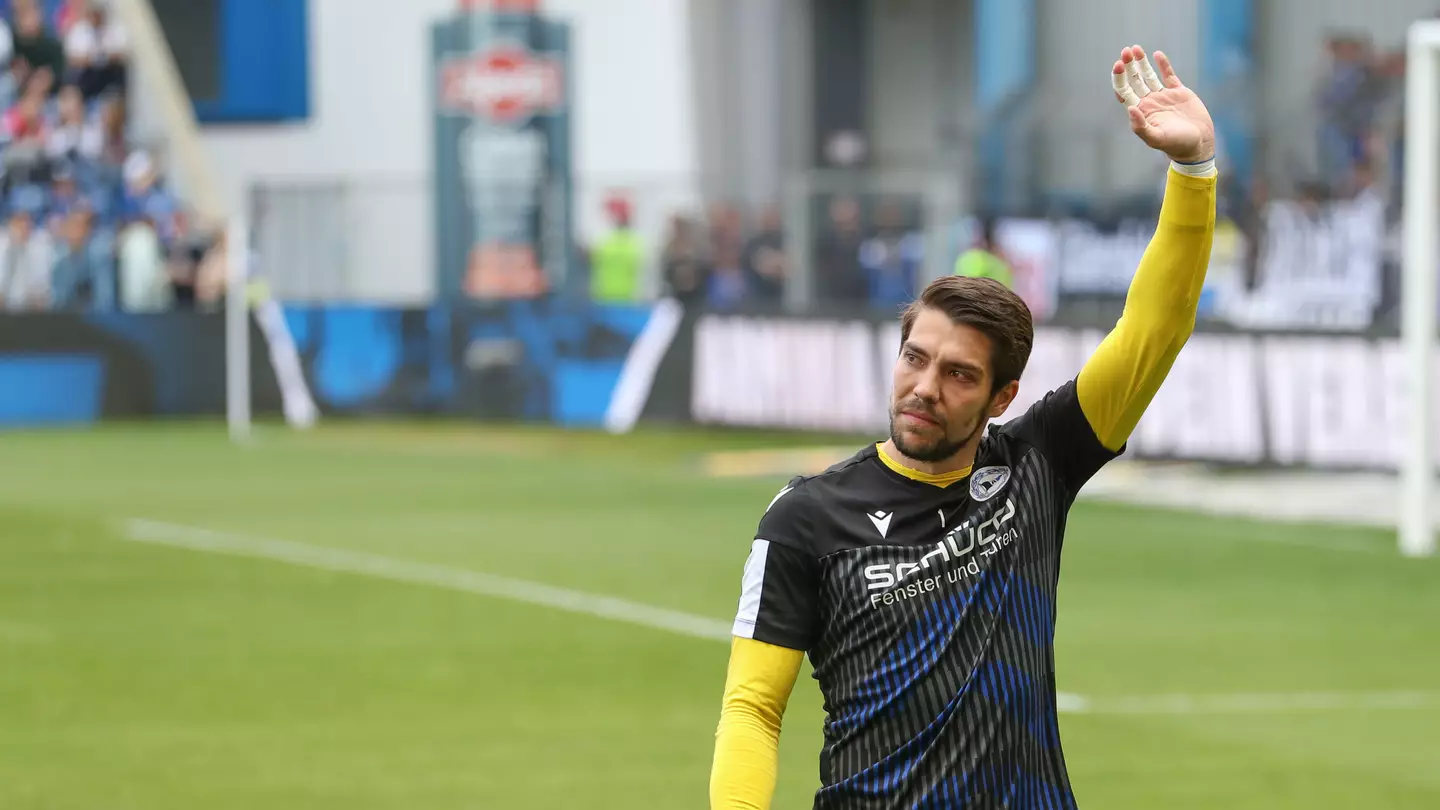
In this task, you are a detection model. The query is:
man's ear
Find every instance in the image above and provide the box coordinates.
[988,380,1020,419]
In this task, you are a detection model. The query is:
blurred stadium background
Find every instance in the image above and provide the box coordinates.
[0,0,1438,807]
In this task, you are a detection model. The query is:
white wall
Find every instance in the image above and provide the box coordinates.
[866,0,972,170]
[191,0,698,303]
[1035,0,1200,197]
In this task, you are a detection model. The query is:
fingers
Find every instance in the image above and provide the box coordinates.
[1153,49,1183,88]
[1126,104,1148,135]
[1124,50,1150,100]
[1113,45,1179,107]
[1112,58,1140,107]
[1136,50,1164,92]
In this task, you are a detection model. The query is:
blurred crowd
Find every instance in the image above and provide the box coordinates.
[1312,31,1408,209]
[0,0,224,314]
[585,29,1416,326]
[0,9,1419,322]
[587,195,956,314]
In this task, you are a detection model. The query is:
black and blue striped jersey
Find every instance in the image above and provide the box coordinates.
[732,380,1119,809]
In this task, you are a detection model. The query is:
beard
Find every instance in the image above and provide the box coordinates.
[888,398,986,463]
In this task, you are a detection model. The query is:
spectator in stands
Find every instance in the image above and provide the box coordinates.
[660,213,709,307]
[46,82,101,167]
[115,209,167,312]
[1317,34,1379,185]
[49,202,112,309]
[44,163,80,230]
[119,150,178,245]
[162,212,203,308]
[0,46,25,112]
[814,195,867,307]
[94,93,126,168]
[63,1,126,100]
[55,0,87,37]
[741,204,785,305]
[954,215,1014,289]
[3,68,52,186]
[11,4,65,91]
[705,203,747,310]
[588,195,643,303]
[193,226,229,306]
[858,198,922,311]
[0,184,55,310]
[1369,49,1407,215]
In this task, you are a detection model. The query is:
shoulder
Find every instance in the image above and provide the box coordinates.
[992,378,1120,497]
[754,444,882,551]
[996,379,1083,441]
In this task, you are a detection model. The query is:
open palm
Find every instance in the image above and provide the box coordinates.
[1112,45,1215,164]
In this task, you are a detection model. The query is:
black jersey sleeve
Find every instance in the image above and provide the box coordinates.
[730,477,822,651]
[999,379,1122,498]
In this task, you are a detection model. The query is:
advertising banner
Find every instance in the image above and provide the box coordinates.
[278,299,679,427]
[0,299,677,430]
[432,4,574,301]
[0,313,288,425]
[681,313,1440,472]
[1043,193,1388,331]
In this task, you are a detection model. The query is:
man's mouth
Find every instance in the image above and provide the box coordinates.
[900,410,939,427]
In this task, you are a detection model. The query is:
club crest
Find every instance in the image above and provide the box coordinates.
[969,466,1011,502]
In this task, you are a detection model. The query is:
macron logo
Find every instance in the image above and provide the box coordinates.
[867,510,894,538]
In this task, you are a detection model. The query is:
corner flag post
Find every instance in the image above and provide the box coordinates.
[226,216,251,443]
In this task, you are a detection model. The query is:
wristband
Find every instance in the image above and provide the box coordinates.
[1170,156,1217,177]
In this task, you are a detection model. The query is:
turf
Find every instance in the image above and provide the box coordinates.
[0,422,1436,809]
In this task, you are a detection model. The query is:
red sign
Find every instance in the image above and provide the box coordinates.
[439,45,563,123]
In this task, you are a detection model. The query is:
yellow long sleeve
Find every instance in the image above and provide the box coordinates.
[1076,166,1217,450]
[710,636,806,810]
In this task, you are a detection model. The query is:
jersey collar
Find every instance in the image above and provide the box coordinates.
[874,442,972,488]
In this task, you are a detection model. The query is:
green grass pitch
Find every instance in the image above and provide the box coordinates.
[0,422,1437,809]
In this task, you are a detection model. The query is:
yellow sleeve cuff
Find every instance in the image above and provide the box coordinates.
[1160,166,1219,229]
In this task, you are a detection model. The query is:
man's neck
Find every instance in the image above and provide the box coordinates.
[878,438,978,477]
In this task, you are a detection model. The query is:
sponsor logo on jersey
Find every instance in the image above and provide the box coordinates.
[863,498,1017,599]
[969,466,1011,502]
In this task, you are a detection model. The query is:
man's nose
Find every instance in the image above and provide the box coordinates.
[911,368,941,401]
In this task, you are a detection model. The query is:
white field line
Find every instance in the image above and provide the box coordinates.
[122,519,733,642]
[119,519,1435,716]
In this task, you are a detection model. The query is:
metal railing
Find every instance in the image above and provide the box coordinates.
[250,176,433,304]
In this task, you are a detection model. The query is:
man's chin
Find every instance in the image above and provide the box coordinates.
[892,433,962,464]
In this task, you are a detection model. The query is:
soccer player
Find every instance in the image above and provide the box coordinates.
[710,45,1217,809]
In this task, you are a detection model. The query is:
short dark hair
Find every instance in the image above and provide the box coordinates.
[899,275,1034,392]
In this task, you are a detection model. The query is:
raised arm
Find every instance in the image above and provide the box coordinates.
[1076,45,1218,451]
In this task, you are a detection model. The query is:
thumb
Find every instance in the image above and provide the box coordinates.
[1127,105,1148,135]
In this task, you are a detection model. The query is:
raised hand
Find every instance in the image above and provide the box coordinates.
[1111,45,1215,165]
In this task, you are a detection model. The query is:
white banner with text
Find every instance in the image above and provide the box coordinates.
[690,314,1440,471]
